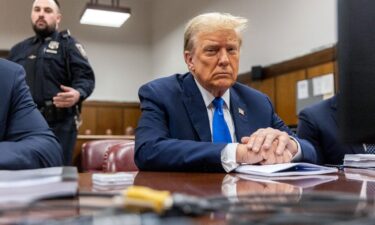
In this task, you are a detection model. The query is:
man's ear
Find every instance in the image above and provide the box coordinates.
[56,13,62,28]
[184,50,194,72]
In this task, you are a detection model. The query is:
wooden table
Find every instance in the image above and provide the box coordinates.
[2,169,375,224]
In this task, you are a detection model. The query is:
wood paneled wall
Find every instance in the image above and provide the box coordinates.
[238,47,336,126]
[0,50,9,58]
[78,101,141,135]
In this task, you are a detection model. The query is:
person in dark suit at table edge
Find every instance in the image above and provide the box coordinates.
[0,59,63,169]
[135,12,317,172]
[297,95,366,165]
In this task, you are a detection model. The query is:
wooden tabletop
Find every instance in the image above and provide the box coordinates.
[2,169,374,224]
[79,170,365,196]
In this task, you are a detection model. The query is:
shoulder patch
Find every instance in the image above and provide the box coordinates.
[75,43,88,59]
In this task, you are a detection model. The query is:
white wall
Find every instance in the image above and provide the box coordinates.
[0,0,153,102]
[1,0,337,101]
[151,0,337,77]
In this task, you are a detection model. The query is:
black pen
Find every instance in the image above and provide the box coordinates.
[324,164,345,170]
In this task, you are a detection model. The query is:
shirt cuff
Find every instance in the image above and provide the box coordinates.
[290,136,302,162]
[221,143,239,173]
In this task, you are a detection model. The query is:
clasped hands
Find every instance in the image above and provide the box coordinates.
[236,128,298,165]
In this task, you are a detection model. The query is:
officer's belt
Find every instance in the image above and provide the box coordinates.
[37,101,75,123]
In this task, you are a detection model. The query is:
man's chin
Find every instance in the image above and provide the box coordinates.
[211,81,235,93]
[33,26,55,38]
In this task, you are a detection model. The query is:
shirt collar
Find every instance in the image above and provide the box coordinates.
[32,31,58,43]
[193,77,230,109]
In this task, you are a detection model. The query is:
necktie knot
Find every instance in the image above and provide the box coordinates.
[212,97,224,109]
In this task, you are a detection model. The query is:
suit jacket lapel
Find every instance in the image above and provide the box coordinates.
[182,74,212,142]
[230,89,250,141]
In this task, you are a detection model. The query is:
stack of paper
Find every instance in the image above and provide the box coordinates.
[92,172,137,192]
[344,154,375,168]
[344,168,375,181]
[0,167,78,204]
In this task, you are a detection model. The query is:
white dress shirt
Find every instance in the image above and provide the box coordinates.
[194,78,301,172]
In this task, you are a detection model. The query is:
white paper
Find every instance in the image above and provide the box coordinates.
[312,77,323,96]
[320,74,334,95]
[344,154,375,168]
[297,80,309,99]
[0,167,78,203]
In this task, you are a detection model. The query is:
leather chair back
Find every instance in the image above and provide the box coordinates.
[81,140,131,172]
[103,141,138,172]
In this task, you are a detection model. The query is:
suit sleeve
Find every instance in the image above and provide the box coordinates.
[297,109,324,165]
[67,38,95,101]
[0,65,63,169]
[135,84,227,172]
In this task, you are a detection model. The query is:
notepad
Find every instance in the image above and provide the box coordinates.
[235,163,338,177]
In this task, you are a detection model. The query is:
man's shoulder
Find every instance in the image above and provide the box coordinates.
[142,73,190,88]
[10,36,35,51]
[301,96,335,114]
[0,59,22,73]
[0,59,23,88]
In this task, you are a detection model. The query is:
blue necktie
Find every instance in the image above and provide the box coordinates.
[365,144,375,154]
[212,97,232,143]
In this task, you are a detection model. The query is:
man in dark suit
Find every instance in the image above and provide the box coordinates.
[0,59,63,169]
[135,13,317,172]
[297,95,364,165]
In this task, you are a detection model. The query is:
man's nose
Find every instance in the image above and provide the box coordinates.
[218,49,229,66]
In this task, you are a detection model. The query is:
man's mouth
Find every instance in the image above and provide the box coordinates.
[214,72,231,76]
[36,19,47,26]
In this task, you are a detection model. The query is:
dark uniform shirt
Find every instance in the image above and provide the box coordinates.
[8,31,95,107]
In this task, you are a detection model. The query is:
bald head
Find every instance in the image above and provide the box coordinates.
[31,0,62,37]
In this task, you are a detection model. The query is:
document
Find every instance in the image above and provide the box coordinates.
[0,167,78,204]
[344,168,375,181]
[235,163,338,177]
[344,154,375,168]
[92,172,137,192]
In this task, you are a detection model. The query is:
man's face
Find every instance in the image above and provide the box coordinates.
[31,0,61,36]
[184,29,240,96]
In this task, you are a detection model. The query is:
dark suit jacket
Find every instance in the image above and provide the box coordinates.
[0,59,63,169]
[135,73,317,172]
[297,96,364,165]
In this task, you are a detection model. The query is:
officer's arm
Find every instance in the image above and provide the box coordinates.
[66,38,95,101]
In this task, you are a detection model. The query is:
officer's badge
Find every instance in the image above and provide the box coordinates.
[48,41,60,50]
[75,43,88,59]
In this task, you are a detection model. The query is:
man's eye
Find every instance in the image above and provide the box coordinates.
[205,48,217,53]
[227,47,238,53]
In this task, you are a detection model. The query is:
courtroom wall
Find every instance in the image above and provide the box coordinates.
[1,0,337,102]
[151,0,337,77]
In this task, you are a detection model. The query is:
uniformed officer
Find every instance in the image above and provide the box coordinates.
[8,0,95,166]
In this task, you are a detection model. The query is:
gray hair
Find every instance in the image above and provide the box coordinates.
[184,12,248,51]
